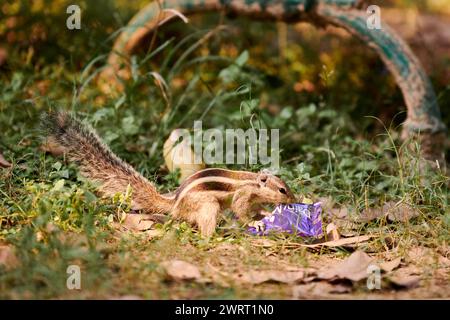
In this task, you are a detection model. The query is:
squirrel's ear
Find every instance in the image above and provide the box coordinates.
[257,173,268,186]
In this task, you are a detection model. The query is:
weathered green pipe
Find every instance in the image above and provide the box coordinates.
[99,0,447,164]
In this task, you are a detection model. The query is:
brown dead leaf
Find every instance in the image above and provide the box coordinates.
[380,257,402,273]
[122,214,154,231]
[392,264,422,276]
[0,152,11,168]
[325,223,340,242]
[161,260,201,281]
[293,282,351,298]
[389,275,421,289]
[317,251,374,282]
[0,245,19,269]
[235,269,312,285]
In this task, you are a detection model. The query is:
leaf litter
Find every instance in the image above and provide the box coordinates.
[104,201,446,298]
[0,151,11,168]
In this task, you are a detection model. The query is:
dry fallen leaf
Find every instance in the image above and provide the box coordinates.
[389,275,421,289]
[121,214,154,231]
[0,245,19,269]
[0,152,11,168]
[235,269,312,285]
[325,223,341,242]
[380,257,402,273]
[317,251,374,282]
[161,260,201,281]
[293,282,351,298]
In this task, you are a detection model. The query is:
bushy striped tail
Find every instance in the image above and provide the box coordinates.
[41,111,173,213]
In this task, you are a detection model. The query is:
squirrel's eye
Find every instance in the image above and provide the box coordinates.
[279,188,287,194]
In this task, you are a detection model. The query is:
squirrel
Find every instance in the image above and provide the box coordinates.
[41,111,296,236]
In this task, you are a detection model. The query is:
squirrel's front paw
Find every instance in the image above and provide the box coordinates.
[248,220,266,233]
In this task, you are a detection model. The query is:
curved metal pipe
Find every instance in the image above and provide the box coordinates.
[98,0,446,164]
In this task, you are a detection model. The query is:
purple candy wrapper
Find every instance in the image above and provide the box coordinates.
[248,202,323,237]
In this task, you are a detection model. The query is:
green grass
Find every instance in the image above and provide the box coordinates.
[0,6,449,299]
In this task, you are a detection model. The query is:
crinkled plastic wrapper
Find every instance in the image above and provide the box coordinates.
[248,203,323,237]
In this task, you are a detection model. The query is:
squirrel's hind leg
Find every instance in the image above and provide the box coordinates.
[172,195,221,237]
[195,200,221,237]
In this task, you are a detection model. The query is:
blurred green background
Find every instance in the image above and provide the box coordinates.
[1,0,448,130]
